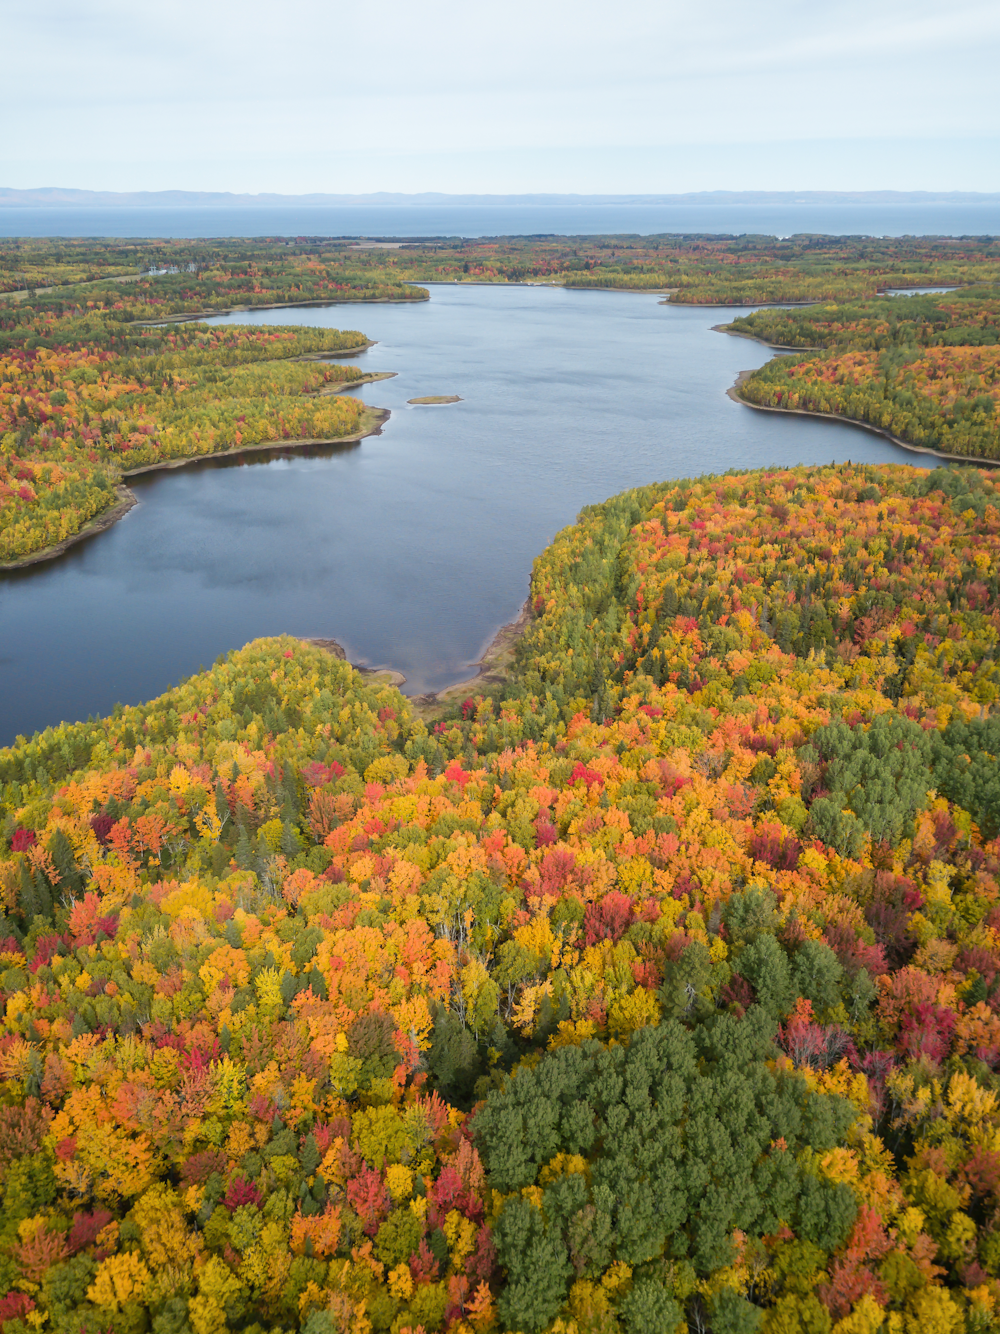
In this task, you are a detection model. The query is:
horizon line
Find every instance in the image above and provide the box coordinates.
[3,187,1000,208]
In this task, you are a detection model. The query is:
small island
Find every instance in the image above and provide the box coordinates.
[407,394,462,404]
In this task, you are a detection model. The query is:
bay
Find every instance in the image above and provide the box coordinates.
[1,284,928,745]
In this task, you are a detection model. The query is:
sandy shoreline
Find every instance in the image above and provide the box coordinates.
[0,407,391,572]
[727,371,1000,469]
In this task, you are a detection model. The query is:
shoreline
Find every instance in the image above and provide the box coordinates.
[122,405,389,478]
[302,599,532,715]
[139,294,428,326]
[712,323,822,352]
[0,407,391,572]
[667,298,821,309]
[727,371,1000,469]
[317,371,396,396]
[301,638,407,689]
[410,598,532,715]
[0,484,141,573]
[297,342,374,360]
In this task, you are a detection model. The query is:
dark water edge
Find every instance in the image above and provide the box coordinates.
[2,202,1000,239]
[1,285,932,746]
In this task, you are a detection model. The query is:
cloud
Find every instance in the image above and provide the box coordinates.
[3,0,997,190]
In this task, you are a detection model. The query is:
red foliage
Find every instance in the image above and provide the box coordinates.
[410,1238,440,1284]
[0,1098,52,1170]
[534,818,558,847]
[182,1036,223,1071]
[301,761,330,787]
[899,1002,956,1064]
[0,1293,35,1329]
[583,891,635,946]
[223,1176,263,1212]
[29,933,68,970]
[67,1207,114,1255]
[428,1163,463,1215]
[720,973,756,1014]
[10,828,36,852]
[534,848,581,898]
[180,1149,228,1185]
[779,1010,858,1070]
[89,813,115,845]
[248,1093,279,1122]
[569,762,602,787]
[960,1147,1000,1200]
[346,1164,390,1235]
[657,760,691,798]
[749,821,801,871]
[957,944,1000,989]
[824,924,889,979]
[865,872,923,967]
[816,1206,891,1318]
[464,1224,498,1283]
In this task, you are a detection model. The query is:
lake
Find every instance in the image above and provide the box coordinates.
[1,284,928,745]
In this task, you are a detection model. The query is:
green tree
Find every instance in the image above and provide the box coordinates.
[475,1010,857,1332]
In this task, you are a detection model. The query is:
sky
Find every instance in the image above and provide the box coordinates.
[4,0,999,194]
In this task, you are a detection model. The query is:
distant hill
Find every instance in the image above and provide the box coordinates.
[2,187,1000,208]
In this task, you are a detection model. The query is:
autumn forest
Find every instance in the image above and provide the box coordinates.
[3,234,1000,1333]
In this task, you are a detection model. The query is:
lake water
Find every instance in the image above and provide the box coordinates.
[1,284,930,745]
[2,202,999,240]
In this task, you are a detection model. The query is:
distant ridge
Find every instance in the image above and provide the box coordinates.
[2,188,1000,208]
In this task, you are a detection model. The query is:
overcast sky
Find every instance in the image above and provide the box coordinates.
[4,0,998,193]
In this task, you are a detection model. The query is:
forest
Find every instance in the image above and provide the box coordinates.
[727,290,1000,462]
[2,462,1000,1331]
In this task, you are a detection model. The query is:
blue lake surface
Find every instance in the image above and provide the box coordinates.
[0,284,937,745]
[1,202,999,239]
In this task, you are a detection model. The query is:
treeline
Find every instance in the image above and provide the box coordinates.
[2,465,1000,1329]
[727,289,1000,352]
[728,288,1000,461]
[349,234,1000,305]
[6,235,1000,312]
[0,239,141,295]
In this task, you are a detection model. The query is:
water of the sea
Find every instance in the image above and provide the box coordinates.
[1,202,999,239]
[0,284,961,744]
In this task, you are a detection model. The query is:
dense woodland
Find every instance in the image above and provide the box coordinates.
[2,464,1000,1331]
[729,291,1000,462]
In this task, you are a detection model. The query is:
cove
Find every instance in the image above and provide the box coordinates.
[0,284,922,746]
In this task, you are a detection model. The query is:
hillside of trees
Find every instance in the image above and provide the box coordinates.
[729,291,1000,463]
[2,463,1000,1331]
